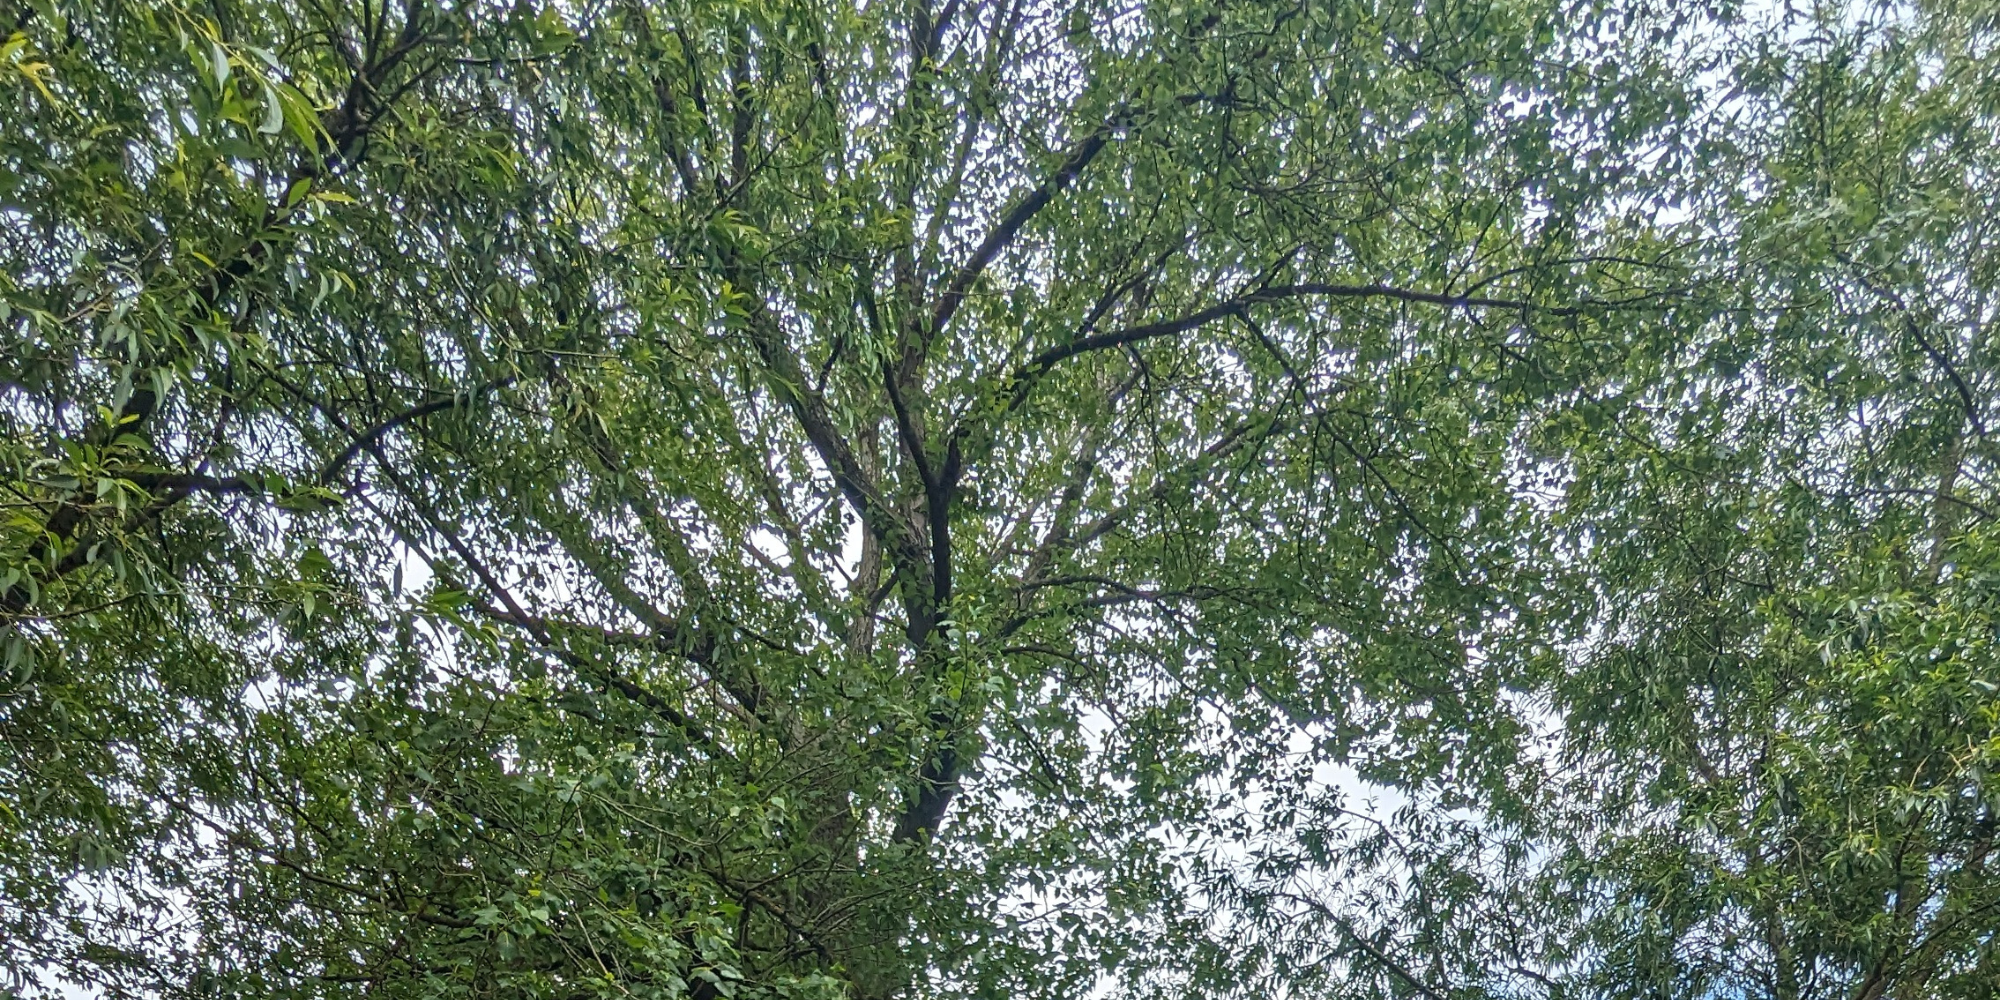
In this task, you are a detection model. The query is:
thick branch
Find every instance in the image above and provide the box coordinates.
[736,292,932,606]
[1839,252,1987,438]
[121,472,258,495]
[891,741,960,845]
[882,356,938,494]
[1020,281,1595,384]
[317,379,514,486]
[928,124,1116,338]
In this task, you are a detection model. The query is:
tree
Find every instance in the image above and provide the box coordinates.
[1215,7,2000,999]
[1502,8,2000,997]
[4,0,1996,999]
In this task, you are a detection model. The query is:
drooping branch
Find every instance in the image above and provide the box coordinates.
[993,408,1285,644]
[273,356,737,759]
[0,476,244,618]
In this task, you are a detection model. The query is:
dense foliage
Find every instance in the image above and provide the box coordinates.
[3,0,1997,997]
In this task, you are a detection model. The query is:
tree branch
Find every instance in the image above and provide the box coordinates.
[735,289,932,610]
[1019,280,1598,385]
[317,379,514,486]
[1279,892,1452,1000]
[928,122,1118,338]
[1840,255,1987,438]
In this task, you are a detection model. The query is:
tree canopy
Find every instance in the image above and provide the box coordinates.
[4,0,1999,997]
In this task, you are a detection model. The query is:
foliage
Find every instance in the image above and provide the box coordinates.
[2,0,1997,998]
